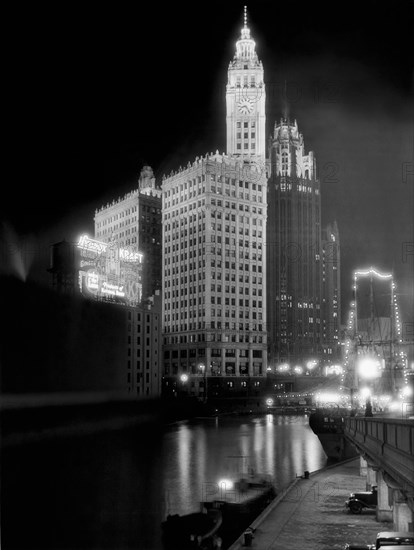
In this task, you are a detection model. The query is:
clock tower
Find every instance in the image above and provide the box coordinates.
[226,7,266,161]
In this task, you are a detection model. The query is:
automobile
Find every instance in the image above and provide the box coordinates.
[374,531,414,548]
[345,486,377,514]
[343,544,374,549]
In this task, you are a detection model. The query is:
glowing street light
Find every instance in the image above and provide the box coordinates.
[358,357,380,380]
[277,363,290,373]
[402,386,413,398]
[360,387,371,399]
[358,357,380,417]
[180,373,189,383]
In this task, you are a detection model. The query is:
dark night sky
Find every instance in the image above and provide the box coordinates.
[2,0,414,327]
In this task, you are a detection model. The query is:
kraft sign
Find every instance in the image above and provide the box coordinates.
[77,235,143,263]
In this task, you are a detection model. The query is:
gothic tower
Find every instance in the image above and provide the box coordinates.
[266,118,322,367]
[226,7,266,161]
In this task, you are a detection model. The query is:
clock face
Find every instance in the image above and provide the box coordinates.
[237,99,253,114]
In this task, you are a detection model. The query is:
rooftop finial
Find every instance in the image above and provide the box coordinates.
[244,5,247,27]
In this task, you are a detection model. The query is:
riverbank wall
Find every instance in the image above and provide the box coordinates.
[228,457,393,550]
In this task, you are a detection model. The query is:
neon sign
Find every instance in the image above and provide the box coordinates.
[119,248,143,263]
[77,235,107,255]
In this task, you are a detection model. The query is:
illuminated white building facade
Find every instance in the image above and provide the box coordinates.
[161,10,269,397]
[226,7,266,161]
[162,154,267,395]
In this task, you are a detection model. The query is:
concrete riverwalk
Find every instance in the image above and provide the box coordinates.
[229,457,393,550]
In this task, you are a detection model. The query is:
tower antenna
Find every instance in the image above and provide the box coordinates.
[283,79,289,121]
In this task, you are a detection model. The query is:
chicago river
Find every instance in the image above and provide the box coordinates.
[2,414,327,549]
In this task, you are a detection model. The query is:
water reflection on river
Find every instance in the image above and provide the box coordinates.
[2,414,327,549]
[162,414,326,518]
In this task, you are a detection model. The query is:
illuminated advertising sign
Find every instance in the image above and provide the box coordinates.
[77,234,143,306]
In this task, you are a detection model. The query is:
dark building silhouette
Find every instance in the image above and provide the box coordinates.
[321,221,341,361]
[267,118,322,367]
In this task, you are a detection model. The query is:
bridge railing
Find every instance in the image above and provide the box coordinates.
[344,417,414,490]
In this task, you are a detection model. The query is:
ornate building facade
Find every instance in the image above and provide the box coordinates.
[266,118,323,367]
[162,153,267,397]
[161,12,269,397]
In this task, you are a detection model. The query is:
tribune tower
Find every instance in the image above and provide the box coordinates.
[226,7,266,161]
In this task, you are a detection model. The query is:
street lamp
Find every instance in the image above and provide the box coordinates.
[198,362,207,403]
[358,356,380,417]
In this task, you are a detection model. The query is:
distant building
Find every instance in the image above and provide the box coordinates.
[161,153,268,398]
[266,118,322,367]
[94,166,162,300]
[321,221,341,360]
[126,292,162,397]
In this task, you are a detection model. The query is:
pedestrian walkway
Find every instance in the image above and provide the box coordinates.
[229,457,393,550]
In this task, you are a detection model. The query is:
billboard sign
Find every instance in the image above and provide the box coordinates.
[77,234,143,306]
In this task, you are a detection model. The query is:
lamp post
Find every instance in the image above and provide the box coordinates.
[198,362,207,403]
[357,356,380,417]
[180,373,189,397]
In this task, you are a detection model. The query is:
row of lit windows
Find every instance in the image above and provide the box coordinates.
[163,322,265,333]
[276,182,320,195]
[163,333,265,344]
[165,273,263,289]
[236,121,256,129]
[164,299,263,310]
[210,190,262,203]
[165,348,263,359]
[210,176,262,192]
[164,311,262,323]
[96,206,139,228]
[236,143,256,150]
[234,75,257,87]
[164,173,262,195]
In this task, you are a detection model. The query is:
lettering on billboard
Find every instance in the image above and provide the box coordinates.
[77,234,143,306]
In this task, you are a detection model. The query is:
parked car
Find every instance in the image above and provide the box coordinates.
[345,486,377,514]
[374,531,414,548]
[343,544,374,549]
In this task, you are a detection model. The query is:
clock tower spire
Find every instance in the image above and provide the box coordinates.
[226,6,266,161]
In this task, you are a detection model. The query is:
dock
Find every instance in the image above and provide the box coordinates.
[228,457,393,550]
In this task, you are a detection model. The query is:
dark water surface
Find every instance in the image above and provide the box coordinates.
[2,414,327,549]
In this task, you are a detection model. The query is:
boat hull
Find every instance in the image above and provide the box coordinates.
[203,482,276,547]
[309,409,358,461]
